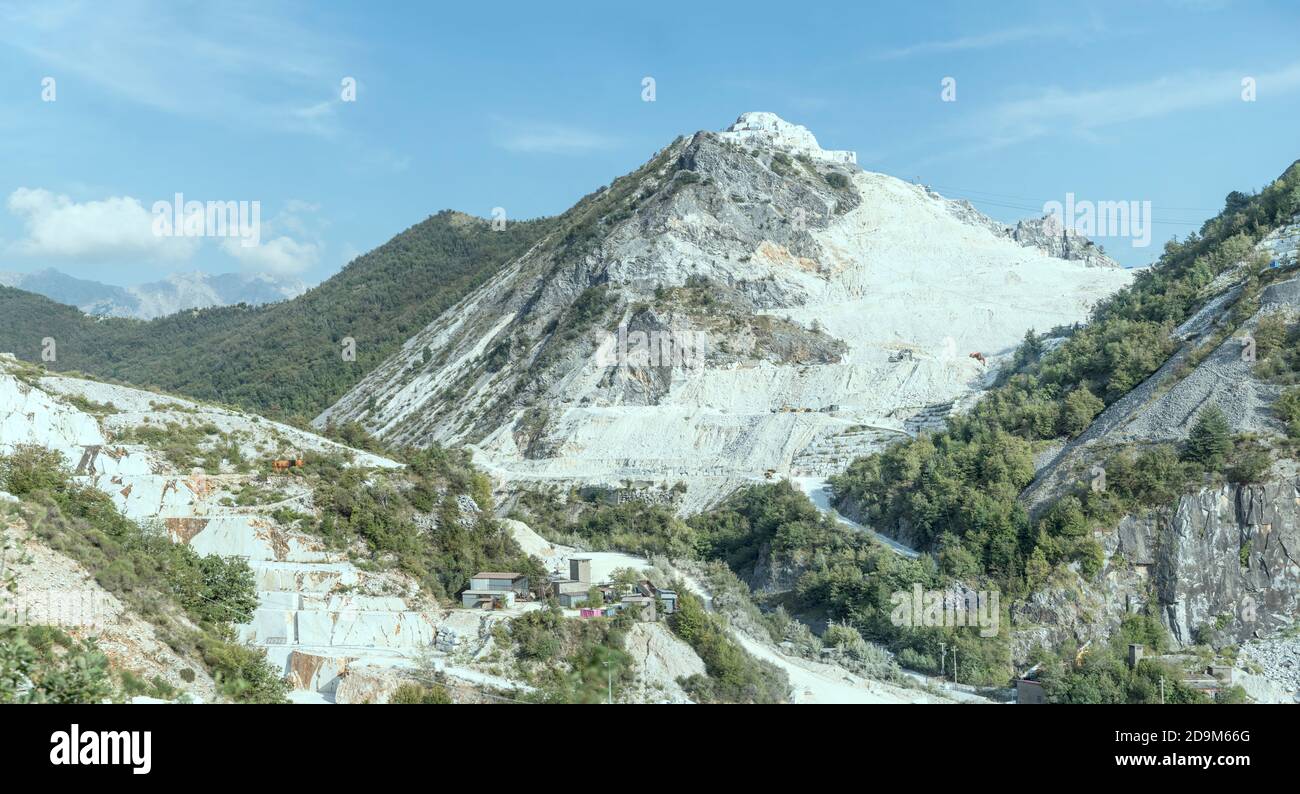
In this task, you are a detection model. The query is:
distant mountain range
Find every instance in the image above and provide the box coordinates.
[0,268,306,319]
[0,213,554,418]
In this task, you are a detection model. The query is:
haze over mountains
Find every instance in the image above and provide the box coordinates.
[0,216,551,417]
[0,268,306,319]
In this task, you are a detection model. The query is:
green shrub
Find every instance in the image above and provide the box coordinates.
[0,625,114,704]
[505,607,635,703]
[1058,387,1105,436]
[824,172,850,189]
[670,592,789,704]
[200,638,289,704]
[1226,436,1273,483]
[1183,405,1231,468]
[0,445,69,496]
[1275,387,1300,438]
[310,444,541,602]
[389,683,452,704]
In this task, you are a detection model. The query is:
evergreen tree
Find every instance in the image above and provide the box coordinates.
[1184,405,1231,468]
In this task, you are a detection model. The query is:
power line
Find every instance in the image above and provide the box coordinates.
[925,183,1223,213]
[922,183,1218,227]
[943,194,1210,227]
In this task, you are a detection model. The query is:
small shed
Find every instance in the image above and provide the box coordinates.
[620,595,657,622]
[1015,679,1047,705]
[655,588,679,615]
[569,558,592,584]
[469,572,529,594]
[461,590,515,609]
[553,580,590,607]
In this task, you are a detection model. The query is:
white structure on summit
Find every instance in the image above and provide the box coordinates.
[718,111,857,165]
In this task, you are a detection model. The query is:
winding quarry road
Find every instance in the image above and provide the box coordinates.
[792,476,920,558]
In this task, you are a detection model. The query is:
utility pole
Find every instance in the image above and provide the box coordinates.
[605,660,613,704]
[1160,677,1165,705]
[939,642,946,678]
[952,648,958,685]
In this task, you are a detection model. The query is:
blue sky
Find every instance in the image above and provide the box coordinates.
[0,0,1297,285]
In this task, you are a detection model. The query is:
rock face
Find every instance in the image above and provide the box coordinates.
[0,356,455,701]
[717,111,857,165]
[318,113,1131,513]
[1,508,219,702]
[625,622,708,704]
[1007,213,1300,683]
[1101,482,1300,647]
[1007,214,1118,269]
[1010,570,1108,664]
[2,361,716,702]
[1020,220,1300,520]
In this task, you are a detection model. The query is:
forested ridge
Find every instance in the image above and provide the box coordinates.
[831,160,1300,595]
[0,211,555,422]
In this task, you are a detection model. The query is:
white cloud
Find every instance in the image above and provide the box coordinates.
[874,25,1073,60]
[217,200,325,275]
[977,62,1300,146]
[5,187,198,261]
[5,187,322,276]
[221,235,319,276]
[0,0,351,136]
[492,119,617,154]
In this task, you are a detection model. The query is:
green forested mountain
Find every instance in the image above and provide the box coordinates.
[830,159,1300,595]
[0,211,555,422]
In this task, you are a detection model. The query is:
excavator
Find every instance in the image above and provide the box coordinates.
[272,450,305,473]
[1075,639,1093,667]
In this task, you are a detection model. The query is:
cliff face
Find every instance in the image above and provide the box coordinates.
[320,113,1130,513]
[1105,480,1300,647]
[0,356,445,702]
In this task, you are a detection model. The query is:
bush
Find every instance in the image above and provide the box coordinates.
[1184,405,1231,468]
[1225,436,1273,483]
[0,444,69,496]
[0,625,115,704]
[310,444,542,602]
[824,172,850,189]
[505,607,635,703]
[389,683,451,704]
[1058,387,1105,436]
[669,592,789,704]
[1275,387,1300,438]
[199,637,288,704]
